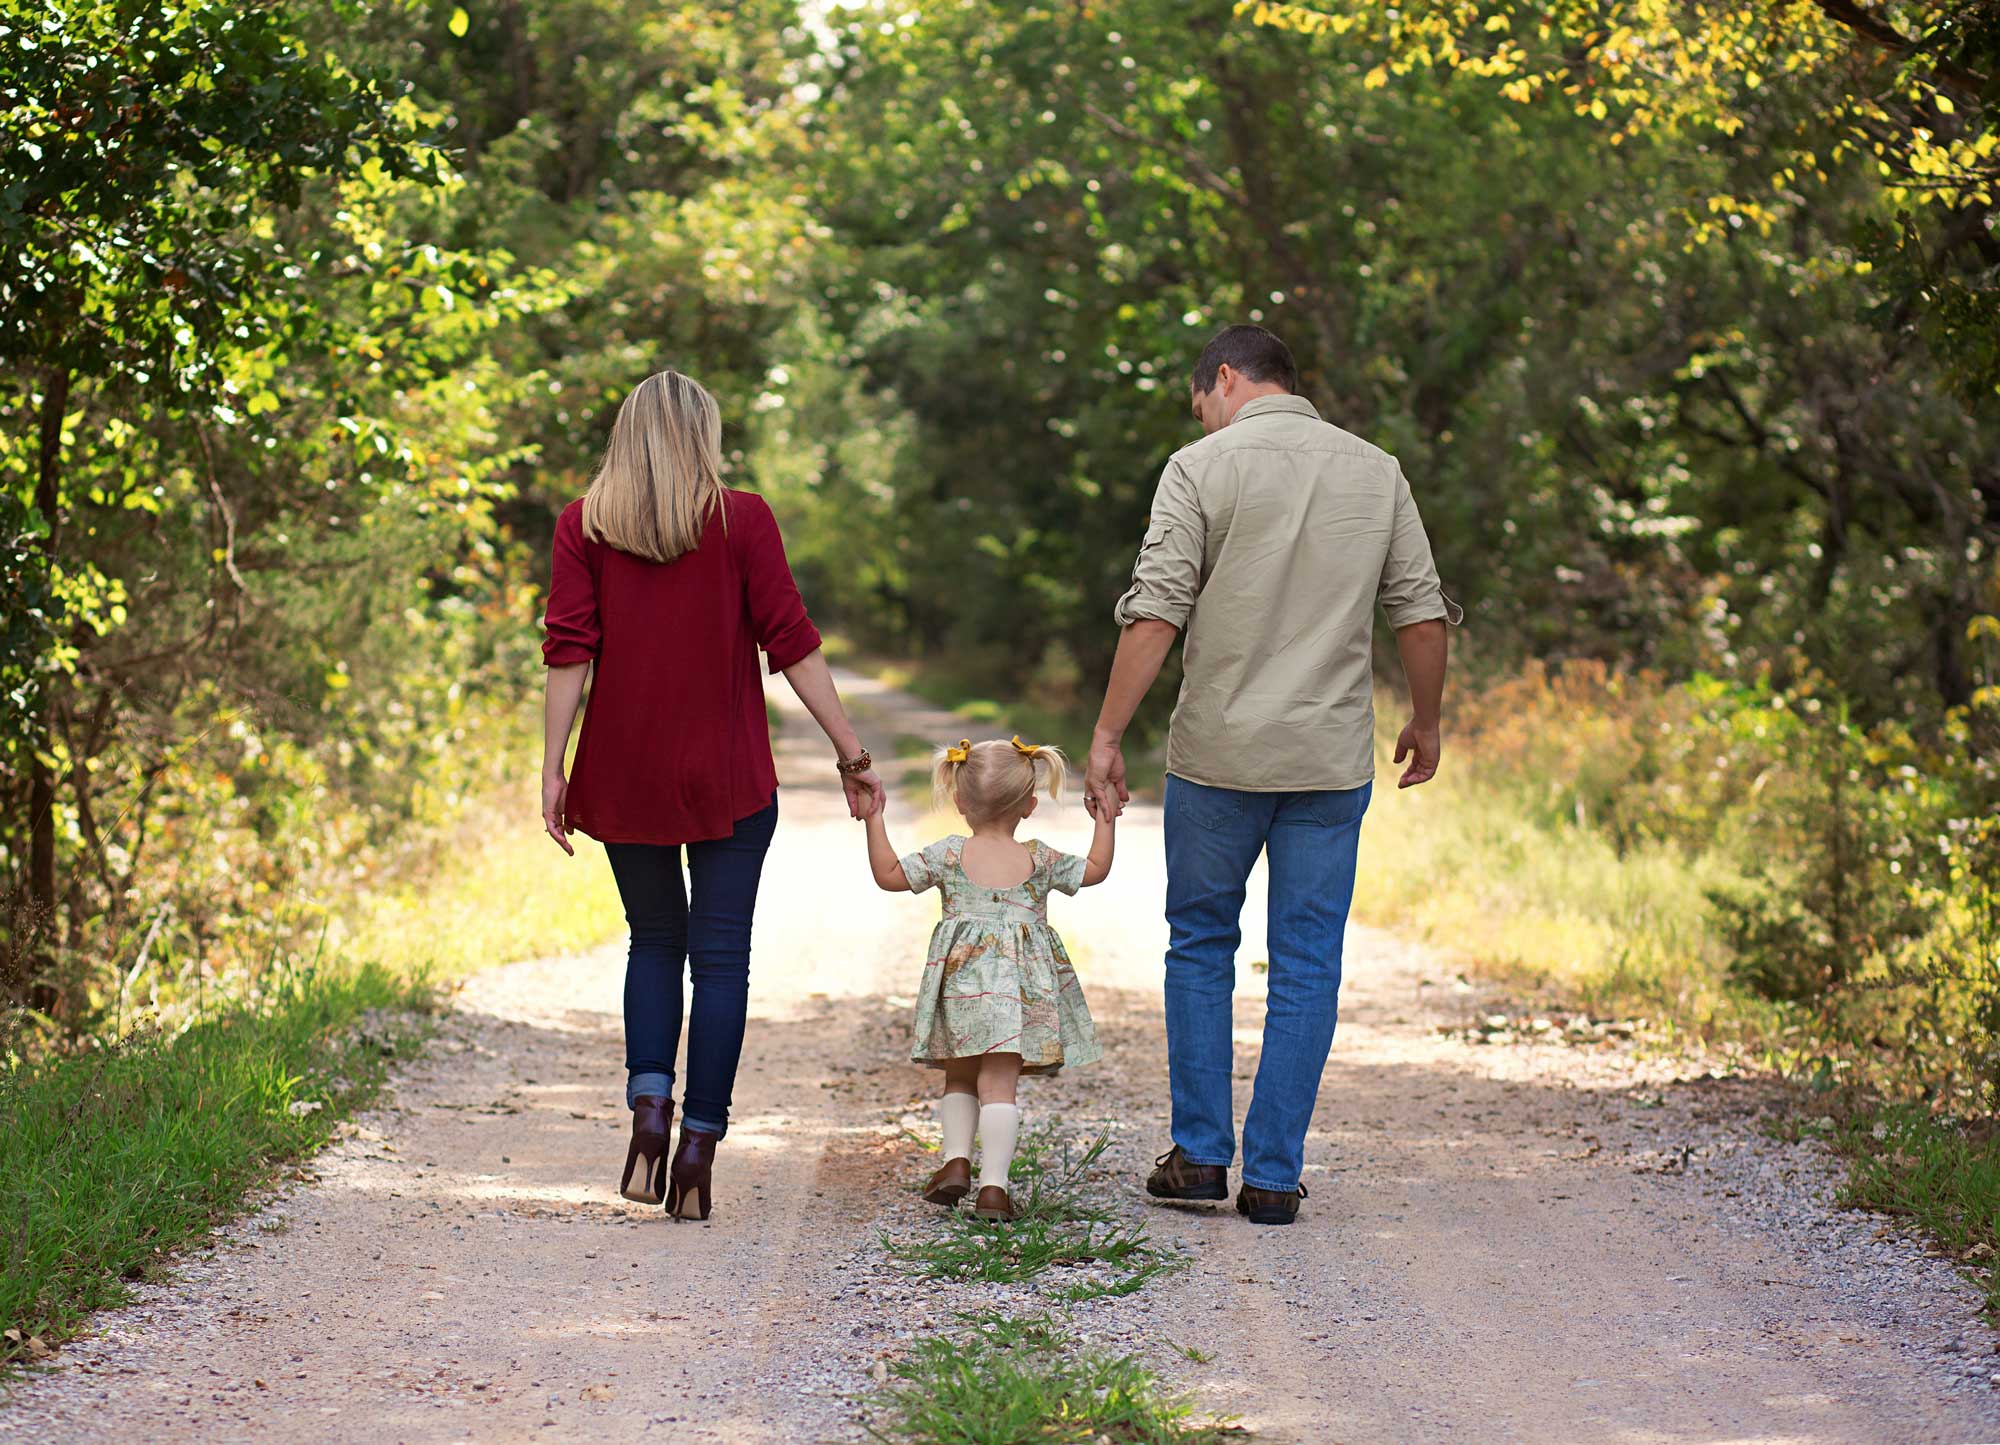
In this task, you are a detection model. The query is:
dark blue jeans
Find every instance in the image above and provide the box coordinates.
[605,797,778,1137]
[1163,776,1371,1192]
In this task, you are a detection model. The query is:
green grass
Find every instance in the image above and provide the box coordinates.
[867,1312,1246,1445]
[0,961,436,1363]
[886,1133,1178,1296]
[0,728,620,1370]
[1836,1104,2000,1310]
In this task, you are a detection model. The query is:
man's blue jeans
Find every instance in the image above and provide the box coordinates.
[1163,775,1371,1193]
[605,796,778,1138]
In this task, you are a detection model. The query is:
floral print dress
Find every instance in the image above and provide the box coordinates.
[899,836,1102,1075]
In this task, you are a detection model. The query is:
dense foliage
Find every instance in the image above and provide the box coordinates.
[2,1,1996,1106]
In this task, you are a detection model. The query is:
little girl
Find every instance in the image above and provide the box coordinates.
[864,736,1114,1222]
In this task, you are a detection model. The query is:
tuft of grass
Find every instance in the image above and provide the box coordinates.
[868,1312,1247,1445]
[887,1134,1178,1295]
[1836,1104,2000,1310]
[0,961,435,1365]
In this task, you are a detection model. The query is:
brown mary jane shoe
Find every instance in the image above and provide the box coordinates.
[619,1096,673,1205]
[923,1156,973,1207]
[972,1185,1015,1223]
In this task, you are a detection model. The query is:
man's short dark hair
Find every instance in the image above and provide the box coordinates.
[1190,324,1297,394]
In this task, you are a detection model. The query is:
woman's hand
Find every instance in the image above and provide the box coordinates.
[542,772,575,855]
[842,766,885,820]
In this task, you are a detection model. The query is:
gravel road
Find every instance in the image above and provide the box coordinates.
[6,668,1998,1443]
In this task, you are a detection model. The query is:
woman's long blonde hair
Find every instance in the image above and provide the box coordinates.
[931,737,1068,824]
[581,370,725,562]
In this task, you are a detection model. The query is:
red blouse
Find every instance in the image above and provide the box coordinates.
[541,489,822,846]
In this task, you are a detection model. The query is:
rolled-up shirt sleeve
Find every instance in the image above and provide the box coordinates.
[738,494,823,673]
[541,504,600,667]
[1379,465,1456,630]
[1112,459,1204,629]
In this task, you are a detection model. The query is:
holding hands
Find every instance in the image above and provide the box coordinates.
[1083,732,1129,821]
[840,758,886,819]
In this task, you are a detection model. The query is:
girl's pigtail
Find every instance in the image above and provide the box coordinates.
[1032,745,1068,802]
[932,739,973,812]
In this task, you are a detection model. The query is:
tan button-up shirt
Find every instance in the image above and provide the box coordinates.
[1113,393,1453,792]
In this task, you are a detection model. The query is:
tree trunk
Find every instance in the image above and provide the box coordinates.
[10,365,69,1006]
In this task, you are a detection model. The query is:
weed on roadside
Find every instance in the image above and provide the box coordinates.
[886,1133,1179,1296]
[1835,1104,2000,1309]
[866,1312,1246,1445]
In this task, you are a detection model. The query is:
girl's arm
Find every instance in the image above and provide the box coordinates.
[1081,809,1115,886]
[866,810,911,891]
[541,662,590,856]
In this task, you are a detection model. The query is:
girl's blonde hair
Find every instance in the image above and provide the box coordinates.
[581,370,725,562]
[931,737,1068,824]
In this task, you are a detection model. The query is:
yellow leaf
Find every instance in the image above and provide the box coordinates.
[1364,65,1388,90]
[1484,13,1510,29]
[1935,94,1956,116]
[448,7,469,37]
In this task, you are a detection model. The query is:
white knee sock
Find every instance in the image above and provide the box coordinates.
[937,1092,978,1163]
[977,1103,1020,1190]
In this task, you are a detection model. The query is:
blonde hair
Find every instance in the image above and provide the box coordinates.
[581,370,725,562]
[931,737,1068,825]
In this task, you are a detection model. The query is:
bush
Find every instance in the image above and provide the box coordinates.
[1410,660,2000,1106]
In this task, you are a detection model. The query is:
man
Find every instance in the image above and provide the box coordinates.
[1084,324,1454,1226]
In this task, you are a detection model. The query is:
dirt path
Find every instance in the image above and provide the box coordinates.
[7,668,2000,1443]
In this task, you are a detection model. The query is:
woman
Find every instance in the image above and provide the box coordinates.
[539,369,882,1221]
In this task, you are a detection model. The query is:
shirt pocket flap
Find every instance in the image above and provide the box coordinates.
[1131,520,1175,577]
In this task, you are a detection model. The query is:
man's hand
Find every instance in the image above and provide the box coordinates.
[1085,733,1129,819]
[842,767,885,820]
[1393,720,1441,789]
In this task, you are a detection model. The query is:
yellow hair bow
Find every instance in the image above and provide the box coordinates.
[945,739,972,764]
[1010,735,1043,758]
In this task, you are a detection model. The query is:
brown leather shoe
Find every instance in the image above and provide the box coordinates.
[619,1096,672,1205]
[971,1185,1015,1222]
[667,1126,719,1221]
[1236,1181,1307,1225]
[923,1156,972,1207]
[1146,1144,1228,1201]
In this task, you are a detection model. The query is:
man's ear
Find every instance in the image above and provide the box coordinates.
[1212,362,1235,394]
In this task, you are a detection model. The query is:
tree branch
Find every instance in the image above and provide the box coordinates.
[1810,0,1988,98]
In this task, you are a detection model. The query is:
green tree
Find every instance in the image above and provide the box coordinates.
[0,0,455,1000]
